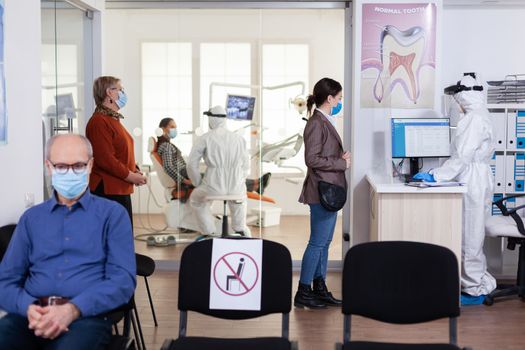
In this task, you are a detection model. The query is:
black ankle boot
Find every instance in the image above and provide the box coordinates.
[294,283,326,309]
[313,277,342,306]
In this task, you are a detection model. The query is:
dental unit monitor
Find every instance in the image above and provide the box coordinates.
[226,95,255,121]
[391,118,451,177]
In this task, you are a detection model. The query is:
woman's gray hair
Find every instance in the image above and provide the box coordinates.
[45,134,93,160]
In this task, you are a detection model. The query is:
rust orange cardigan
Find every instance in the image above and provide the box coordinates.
[86,111,136,195]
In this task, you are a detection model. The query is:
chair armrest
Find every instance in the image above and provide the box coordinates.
[493,194,525,215]
[507,204,525,215]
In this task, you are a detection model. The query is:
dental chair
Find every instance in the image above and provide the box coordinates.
[148,136,202,233]
[485,194,525,305]
[148,137,276,237]
[253,133,304,175]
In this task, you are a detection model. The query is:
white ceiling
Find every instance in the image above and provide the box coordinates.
[102,0,525,8]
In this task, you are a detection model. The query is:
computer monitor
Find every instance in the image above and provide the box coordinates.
[55,93,76,119]
[391,118,451,176]
[226,94,255,121]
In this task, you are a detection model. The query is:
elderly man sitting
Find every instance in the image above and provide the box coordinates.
[0,134,136,350]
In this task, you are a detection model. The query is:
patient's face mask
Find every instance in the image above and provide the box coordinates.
[168,128,178,139]
[52,169,89,199]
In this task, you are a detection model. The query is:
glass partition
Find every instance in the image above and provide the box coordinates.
[41,0,87,198]
[104,8,346,263]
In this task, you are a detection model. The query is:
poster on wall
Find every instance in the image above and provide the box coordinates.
[0,0,5,144]
[360,3,437,109]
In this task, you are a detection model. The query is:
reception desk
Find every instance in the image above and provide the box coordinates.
[366,174,467,264]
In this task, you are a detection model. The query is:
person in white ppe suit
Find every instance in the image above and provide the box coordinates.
[414,74,497,305]
[187,106,250,237]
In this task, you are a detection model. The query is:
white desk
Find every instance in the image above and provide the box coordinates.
[366,174,467,264]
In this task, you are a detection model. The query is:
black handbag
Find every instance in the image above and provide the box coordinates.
[318,180,347,212]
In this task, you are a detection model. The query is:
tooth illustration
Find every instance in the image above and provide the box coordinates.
[373,25,426,104]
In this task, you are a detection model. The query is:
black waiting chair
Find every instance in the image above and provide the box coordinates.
[337,241,471,350]
[135,253,158,327]
[161,238,297,350]
[0,224,16,261]
[485,194,525,305]
[0,224,136,350]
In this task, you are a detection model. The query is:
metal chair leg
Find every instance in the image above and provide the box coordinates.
[221,200,228,237]
[130,309,142,350]
[144,276,158,327]
[133,299,147,350]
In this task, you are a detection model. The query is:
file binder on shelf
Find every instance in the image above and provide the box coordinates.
[507,111,517,149]
[492,154,506,193]
[515,152,525,192]
[491,113,506,151]
[506,154,515,192]
[517,111,525,149]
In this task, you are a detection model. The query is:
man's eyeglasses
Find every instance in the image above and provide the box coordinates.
[50,162,89,175]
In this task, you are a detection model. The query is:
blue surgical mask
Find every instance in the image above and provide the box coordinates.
[168,128,178,139]
[52,169,88,199]
[115,90,128,109]
[331,101,342,116]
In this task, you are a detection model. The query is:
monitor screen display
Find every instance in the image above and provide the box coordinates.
[391,118,450,158]
[226,95,255,121]
[55,93,76,119]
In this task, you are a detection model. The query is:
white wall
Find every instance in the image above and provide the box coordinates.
[350,0,443,245]
[441,7,525,85]
[0,0,43,226]
[350,3,525,246]
[103,9,346,215]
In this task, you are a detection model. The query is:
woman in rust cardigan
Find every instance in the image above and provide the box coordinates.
[295,78,351,309]
[86,76,147,223]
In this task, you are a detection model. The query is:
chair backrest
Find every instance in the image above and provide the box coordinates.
[0,224,16,262]
[148,136,176,189]
[178,238,292,319]
[343,241,460,324]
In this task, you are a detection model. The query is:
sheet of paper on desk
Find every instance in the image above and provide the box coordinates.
[405,181,464,188]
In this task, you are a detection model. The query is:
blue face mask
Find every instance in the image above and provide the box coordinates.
[168,128,178,139]
[52,169,88,199]
[331,101,342,116]
[115,90,128,109]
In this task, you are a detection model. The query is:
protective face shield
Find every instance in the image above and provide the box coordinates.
[204,105,227,130]
[445,94,464,126]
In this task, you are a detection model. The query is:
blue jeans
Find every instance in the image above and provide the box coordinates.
[299,203,338,285]
[0,313,112,350]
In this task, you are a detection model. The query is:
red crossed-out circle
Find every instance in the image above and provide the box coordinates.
[213,251,259,296]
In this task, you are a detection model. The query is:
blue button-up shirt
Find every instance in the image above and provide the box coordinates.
[0,190,136,317]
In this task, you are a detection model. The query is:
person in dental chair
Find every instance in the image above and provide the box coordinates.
[156,117,272,203]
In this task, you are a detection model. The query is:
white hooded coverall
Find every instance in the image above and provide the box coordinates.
[187,116,250,236]
[431,76,497,296]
